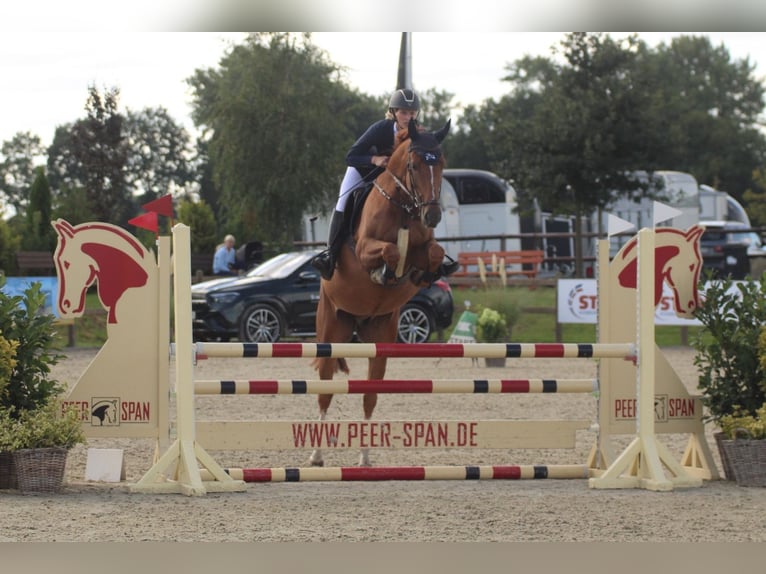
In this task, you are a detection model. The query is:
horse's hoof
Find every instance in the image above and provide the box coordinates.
[309,459,325,467]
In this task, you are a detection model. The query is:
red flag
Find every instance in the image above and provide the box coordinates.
[142,194,173,217]
[128,211,159,234]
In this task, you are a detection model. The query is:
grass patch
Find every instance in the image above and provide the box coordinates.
[442,284,699,347]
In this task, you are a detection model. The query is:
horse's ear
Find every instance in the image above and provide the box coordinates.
[52,218,75,239]
[408,118,419,141]
[434,119,451,143]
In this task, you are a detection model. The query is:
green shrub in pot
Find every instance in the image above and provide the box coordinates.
[691,275,766,426]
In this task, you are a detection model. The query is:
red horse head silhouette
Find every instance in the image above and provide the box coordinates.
[52,220,153,324]
[615,226,704,319]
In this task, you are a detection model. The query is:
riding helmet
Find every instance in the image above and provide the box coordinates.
[389,88,420,111]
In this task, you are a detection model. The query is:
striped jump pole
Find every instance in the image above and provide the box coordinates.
[194,378,599,395]
[193,342,635,360]
[199,464,591,483]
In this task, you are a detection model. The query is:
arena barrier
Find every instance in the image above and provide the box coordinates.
[55,219,718,496]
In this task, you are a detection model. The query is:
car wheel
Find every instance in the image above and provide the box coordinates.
[397,304,434,343]
[239,304,284,343]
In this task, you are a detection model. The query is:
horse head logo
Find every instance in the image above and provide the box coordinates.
[52,219,154,324]
[615,226,704,319]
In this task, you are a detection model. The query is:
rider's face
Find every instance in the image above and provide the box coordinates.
[394,108,418,129]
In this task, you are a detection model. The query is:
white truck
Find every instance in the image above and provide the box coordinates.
[303,168,534,261]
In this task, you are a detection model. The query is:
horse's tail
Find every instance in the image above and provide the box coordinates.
[311,357,350,374]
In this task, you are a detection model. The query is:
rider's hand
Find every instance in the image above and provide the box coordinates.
[372,155,389,168]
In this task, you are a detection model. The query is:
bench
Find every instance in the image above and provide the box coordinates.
[16,251,55,276]
[452,250,545,284]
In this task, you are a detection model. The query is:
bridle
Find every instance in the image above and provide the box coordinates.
[373,143,442,220]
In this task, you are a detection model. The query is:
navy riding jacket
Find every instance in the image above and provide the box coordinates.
[345,119,398,180]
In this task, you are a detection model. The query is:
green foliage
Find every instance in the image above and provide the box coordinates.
[124,107,196,202]
[691,276,766,424]
[46,86,131,224]
[719,403,766,440]
[0,131,45,214]
[24,167,56,251]
[177,198,218,254]
[476,307,509,342]
[742,168,766,227]
[0,213,21,275]
[0,400,86,451]
[187,33,378,244]
[52,185,97,225]
[0,332,19,402]
[470,289,522,333]
[0,278,64,413]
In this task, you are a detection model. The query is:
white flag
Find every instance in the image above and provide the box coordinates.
[607,214,636,237]
[653,201,683,226]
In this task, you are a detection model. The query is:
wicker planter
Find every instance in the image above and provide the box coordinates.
[0,451,18,490]
[716,433,766,487]
[13,447,68,494]
[714,432,735,480]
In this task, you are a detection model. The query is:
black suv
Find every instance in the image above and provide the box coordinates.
[191,250,454,343]
[699,221,755,279]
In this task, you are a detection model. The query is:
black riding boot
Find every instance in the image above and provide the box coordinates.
[437,254,460,278]
[311,210,346,280]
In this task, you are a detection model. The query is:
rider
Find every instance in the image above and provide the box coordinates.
[311,88,458,281]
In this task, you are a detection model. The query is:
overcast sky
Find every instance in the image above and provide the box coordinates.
[2,31,765,150]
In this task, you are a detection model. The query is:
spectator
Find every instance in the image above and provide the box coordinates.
[213,234,240,276]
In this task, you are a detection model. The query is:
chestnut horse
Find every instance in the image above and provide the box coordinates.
[310,118,450,466]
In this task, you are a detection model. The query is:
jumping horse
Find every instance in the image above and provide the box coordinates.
[310,118,451,466]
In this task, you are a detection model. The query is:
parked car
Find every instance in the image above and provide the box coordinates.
[191,250,454,344]
[698,220,756,279]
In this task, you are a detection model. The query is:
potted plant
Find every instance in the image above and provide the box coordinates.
[716,403,766,486]
[691,274,766,482]
[4,399,86,493]
[476,307,510,367]
[0,331,19,489]
[0,278,67,490]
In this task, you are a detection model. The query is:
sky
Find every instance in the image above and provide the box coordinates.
[2,30,765,151]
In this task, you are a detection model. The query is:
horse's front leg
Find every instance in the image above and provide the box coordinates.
[356,237,400,284]
[426,240,445,274]
[412,240,446,286]
[309,359,336,467]
[359,356,386,467]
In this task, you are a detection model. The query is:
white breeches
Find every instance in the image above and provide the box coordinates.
[334,167,365,212]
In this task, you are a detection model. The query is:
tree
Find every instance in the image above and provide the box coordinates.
[187,33,375,246]
[23,168,55,251]
[123,107,196,205]
[177,198,218,254]
[641,35,766,199]
[0,213,20,275]
[47,86,131,224]
[489,33,658,274]
[0,132,45,215]
[417,88,456,131]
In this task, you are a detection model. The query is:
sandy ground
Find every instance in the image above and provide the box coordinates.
[1,346,765,542]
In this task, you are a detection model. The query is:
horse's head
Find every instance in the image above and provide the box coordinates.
[661,226,704,318]
[51,219,152,323]
[387,118,451,228]
[616,226,704,318]
[52,219,97,318]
